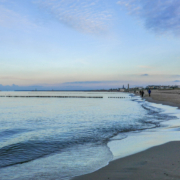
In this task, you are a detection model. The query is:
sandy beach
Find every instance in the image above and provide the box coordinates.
[73,90,180,180]
[143,89,180,109]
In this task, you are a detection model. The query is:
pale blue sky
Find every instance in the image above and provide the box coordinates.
[0,0,180,90]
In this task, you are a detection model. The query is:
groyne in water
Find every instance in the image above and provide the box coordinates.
[0,96,132,98]
[108,97,132,98]
[0,96,103,98]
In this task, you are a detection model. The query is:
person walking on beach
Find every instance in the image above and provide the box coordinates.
[148,89,151,97]
[141,90,144,97]
[140,90,142,96]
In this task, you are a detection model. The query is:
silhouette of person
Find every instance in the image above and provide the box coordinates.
[142,90,144,97]
[140,90,142,96]
[148,89,151,97]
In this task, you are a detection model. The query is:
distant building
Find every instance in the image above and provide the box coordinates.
[120,89,125,92]
[134,87,144,90]
[146,85,174,89]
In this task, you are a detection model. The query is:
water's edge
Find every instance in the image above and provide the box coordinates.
[71,94,180,180]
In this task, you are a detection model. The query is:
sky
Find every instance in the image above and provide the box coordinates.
[0,0,180,90]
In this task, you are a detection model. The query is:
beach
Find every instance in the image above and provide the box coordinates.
[1,91,158,180]
[143,89,180,109]
[73,89,180,180]
[0,91,180,179]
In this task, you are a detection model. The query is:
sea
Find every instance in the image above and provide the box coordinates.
[0,91,180,180]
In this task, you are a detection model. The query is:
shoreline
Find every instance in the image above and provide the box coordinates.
[143,89,180,109]
[144,96,180,109]
[143,92,180,109]
[72,90,180,180]
[73,141,180,180]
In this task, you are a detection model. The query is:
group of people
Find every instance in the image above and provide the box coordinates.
[139,89,151,97]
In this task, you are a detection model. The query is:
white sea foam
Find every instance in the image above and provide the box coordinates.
[108,97,180,160]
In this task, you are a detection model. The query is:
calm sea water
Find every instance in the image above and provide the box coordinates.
[0,91,178,180]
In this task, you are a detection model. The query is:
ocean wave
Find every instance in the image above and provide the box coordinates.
[0,121,158,169]
[0,95,177,171]
[0,129,30,139]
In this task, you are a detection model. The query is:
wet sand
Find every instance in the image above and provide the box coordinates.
[73,90,180,180]
[73,142,180,180]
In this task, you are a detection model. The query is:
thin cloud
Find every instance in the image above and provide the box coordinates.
[171,75,180,78]
[35,0,112,34]
[0,76,34,81]
[141,74,149,76]
[0,5,38,29]
[174,80,180,82]
[117,0,180,35]
[63,81,120,85]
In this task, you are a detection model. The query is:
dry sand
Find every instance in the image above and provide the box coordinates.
[73,90,180,180]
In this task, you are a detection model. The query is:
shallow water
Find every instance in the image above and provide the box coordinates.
[0,91,179,180]
[108,100,180,160]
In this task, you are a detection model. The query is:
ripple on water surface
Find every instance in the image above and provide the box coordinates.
[0,92,178,180]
